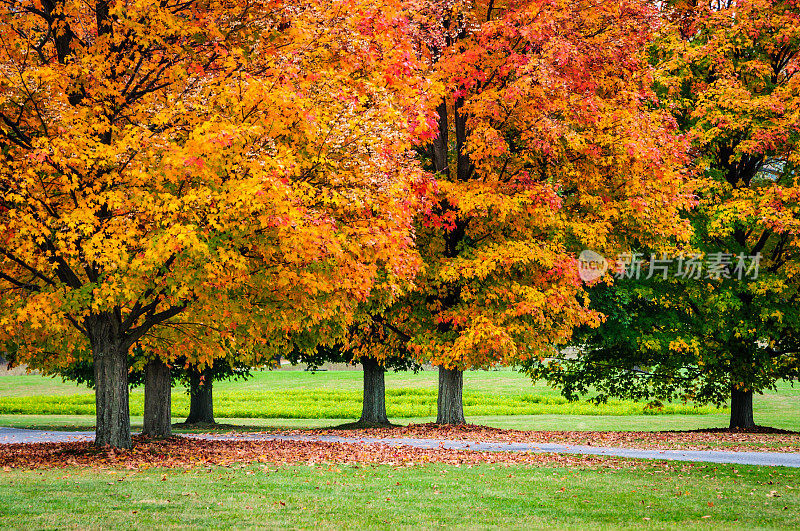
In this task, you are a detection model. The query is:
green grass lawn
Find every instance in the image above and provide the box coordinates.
[1,368,798,432]
[0,413,765,433]
[1,370,798,528]
[0,368,725,417]
[0,462,797,529]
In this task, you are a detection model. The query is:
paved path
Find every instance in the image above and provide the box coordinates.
[1,427,799,468]
[0,427,95,444]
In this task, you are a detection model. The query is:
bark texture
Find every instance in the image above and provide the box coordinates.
[186,370,214,425]
[142,359,172,438]
[436,367,465,425]
[357,357,390,426]
[730,387,755,429]
[90,313,132,449]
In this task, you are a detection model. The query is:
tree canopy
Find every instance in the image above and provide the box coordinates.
[0,0,436,447]
[353,0,691,424]
[528,0,800,429]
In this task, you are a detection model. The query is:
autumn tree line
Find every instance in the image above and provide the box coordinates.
[0,0,798,448]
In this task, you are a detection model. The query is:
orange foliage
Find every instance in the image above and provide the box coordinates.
[0,0,436,371]
[361,0,692,371]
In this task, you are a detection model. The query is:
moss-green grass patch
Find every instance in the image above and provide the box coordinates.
[0,462,797,529]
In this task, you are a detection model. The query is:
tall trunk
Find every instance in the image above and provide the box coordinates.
[730,387,755,430]
[90,313,132,449]
[729,343,756,430]
[142,359,172,438]
[437,367,465,425]
[358,357,389,426]
[185,370,214,425]
[431,100,448,173]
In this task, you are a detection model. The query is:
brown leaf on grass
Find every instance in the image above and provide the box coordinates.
[0,436,638,471]
[285,423,800,453]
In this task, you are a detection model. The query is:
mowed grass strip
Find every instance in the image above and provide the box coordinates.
[0,387,724,418]
[0,463,797,529]
[8,369,800,432]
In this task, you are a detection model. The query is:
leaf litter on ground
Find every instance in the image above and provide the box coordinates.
[287,423,800,453]
[0,436,632,471]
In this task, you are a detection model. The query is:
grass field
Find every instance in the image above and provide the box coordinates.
[0,368,725,417]
[0,462,798,529]
[1,413,770,433]
[1,368,798,432]
[1,369,799,529]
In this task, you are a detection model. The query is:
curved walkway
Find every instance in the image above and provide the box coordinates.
[1,427,799,468]
[0,427,94,444]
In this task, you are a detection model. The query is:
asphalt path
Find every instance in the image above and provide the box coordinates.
[1,427,799,468]
[0,427,95,444]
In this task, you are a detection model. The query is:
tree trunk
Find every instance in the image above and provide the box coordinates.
[730,386,755,430]
[437,367,465,425]
[357,357,390,426]
[90,314,132,449]
[185,370,214,425]
[142,359,172,438]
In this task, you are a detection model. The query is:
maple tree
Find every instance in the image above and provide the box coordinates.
[0,0,434,448]
[40,349,251,434]
[34,334,258,433]
[134,350,254,434]
[362,0,691,424]
[291,339,420,427]
[181,360,253,426]
[530,0,800,429]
